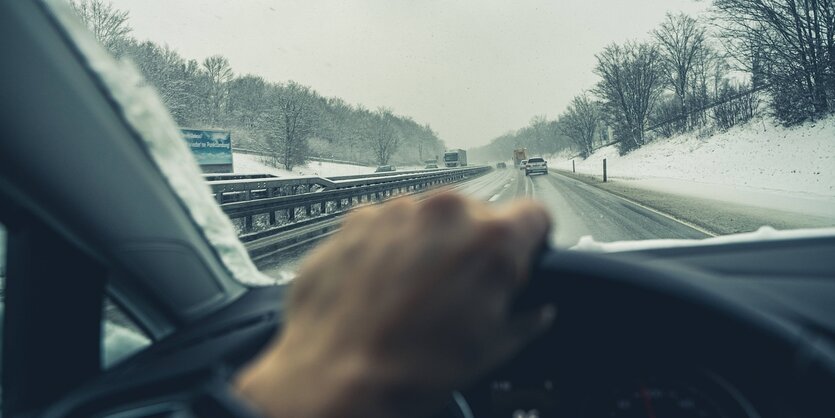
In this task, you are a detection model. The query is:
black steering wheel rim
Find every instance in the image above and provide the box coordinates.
[453,249,835,418]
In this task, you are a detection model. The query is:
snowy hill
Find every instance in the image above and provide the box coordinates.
[551,115,835,197]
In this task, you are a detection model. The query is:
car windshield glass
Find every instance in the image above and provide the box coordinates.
[59,0,835,283]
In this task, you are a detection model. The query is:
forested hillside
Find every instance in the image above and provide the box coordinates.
[474,1,835,163]
[70,0,446,169]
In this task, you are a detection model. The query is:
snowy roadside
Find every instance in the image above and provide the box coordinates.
[232,152,424,178]
[548,115,835,198]
[233,153,376,177]
[552,170,835,235]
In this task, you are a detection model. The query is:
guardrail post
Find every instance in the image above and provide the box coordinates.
[336,198,342,210]
[245,215,253,232]
[306,205,313,216]
[216,193,223,204]
[572,159,575,173]
[288,207,295,221]
[269,210,277,225]
[603,158,607,182]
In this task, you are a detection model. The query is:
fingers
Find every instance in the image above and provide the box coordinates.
[492,200,551,285]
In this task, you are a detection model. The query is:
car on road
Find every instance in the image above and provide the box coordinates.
[2,2,834,418]
[519,159,527,170]
[525,157,548,176]
[425,163,439,169]
[375,165,396,173]
[496,162,507,169]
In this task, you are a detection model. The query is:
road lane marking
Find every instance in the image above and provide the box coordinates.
[527,175,537,199]
[488,193,501,202]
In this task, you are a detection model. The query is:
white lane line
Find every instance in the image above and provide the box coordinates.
[527,176,537,199]
[488,193,501,202]
[551,172,718,237]
[606,191,718,237]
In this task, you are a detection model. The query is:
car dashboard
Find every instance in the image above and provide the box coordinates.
[40,235,835,418]
[460,235,835,418]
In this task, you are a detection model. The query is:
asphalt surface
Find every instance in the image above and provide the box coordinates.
[257,168,709,278]
[558,170,835,235]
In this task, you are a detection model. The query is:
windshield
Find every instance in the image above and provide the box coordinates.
[64,0,835,282]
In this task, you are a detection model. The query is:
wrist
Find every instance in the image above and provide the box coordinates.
[233,332,389,418]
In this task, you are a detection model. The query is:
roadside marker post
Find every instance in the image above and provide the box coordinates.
[603,158,607,182]
[572,159,575,173]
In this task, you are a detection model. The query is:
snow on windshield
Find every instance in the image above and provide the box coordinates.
[44,0,276,286]
[573,226,835,252]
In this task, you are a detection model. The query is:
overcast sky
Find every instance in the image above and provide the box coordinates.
[114,0,709,148]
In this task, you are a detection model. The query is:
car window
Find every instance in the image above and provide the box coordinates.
[58,0,835,283]
[102,298,151,368]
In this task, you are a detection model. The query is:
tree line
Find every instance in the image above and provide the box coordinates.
[478,1,835,159]
[70,0,446,170]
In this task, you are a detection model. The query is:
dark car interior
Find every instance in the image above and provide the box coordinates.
[1,1,835,417]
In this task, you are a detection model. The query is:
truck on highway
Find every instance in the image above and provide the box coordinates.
[443,149,468,167]
[513,148,527,168]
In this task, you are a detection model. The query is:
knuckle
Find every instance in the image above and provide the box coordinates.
[474,219,515,247]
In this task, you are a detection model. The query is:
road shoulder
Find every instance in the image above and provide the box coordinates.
[551,170,835,235]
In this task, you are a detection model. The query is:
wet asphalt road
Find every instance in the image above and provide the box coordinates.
[256,169,708,278]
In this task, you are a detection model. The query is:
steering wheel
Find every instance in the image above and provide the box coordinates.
[439,250,835,418]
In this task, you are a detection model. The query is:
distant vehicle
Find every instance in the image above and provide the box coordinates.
[525,157,548,176]
[496,162,507,169]
[443,149,468,167]
[375,165,396,173]
[513,148,527,168]
[519,159,527,170]
[424,163,439,169]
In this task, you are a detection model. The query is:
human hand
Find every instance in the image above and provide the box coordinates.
[234,193,554,418]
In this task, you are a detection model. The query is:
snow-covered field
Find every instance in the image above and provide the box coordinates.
[233,153,376,177]
[232,153,426,178]
[549,116,835,218]
[550,116,835,197]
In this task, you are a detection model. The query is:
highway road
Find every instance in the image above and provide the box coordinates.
[256,168,709,279]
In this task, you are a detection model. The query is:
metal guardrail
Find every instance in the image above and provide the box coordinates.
[216,166,490,235]
[208,168,451,204]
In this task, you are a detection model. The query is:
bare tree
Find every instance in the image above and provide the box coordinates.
[653,13,708,130]
[263,82,318,170]
[559,93,601,158]
[201,55,233,126]
[594,41,665,153]
[370,108,401,165]
[713,0,835,123]
[69,0,131,53]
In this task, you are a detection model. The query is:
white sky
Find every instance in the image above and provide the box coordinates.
[113,0,709,148]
